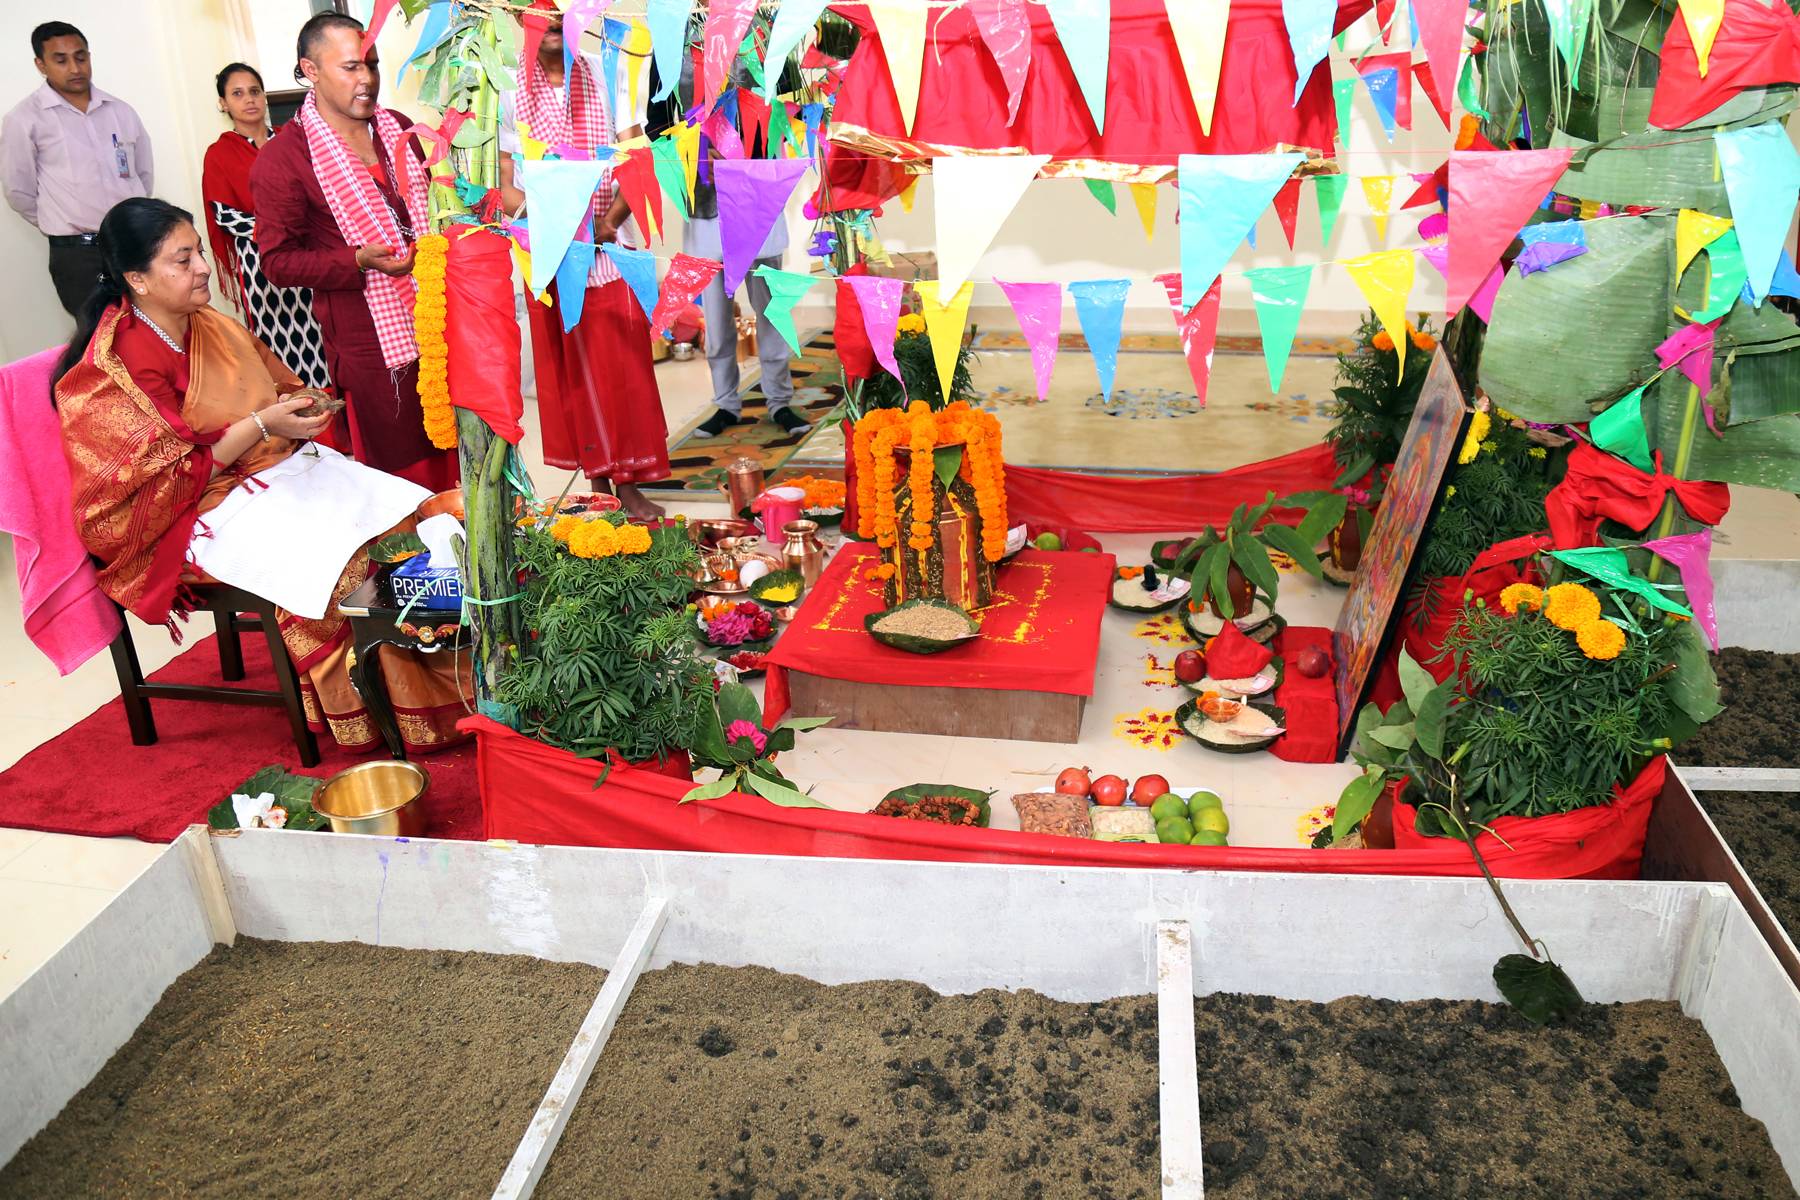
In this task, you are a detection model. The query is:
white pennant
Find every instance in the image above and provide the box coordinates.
[869,2,929,135]
[934,154,1053,294]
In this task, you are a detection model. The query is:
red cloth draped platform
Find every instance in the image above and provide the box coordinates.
[762,544,1114,734]
[474,715,1663,881]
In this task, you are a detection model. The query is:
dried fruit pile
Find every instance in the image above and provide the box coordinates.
[871,794,985,825]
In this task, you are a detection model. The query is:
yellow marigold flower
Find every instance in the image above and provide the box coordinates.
[896,312,927,335]
[1480,440,1498,453]
[1543,582,1601,631]
[550,516,580,543]
[1371,330,1394,352]
[1457,409,1491,465]
[1575,618,1626,660]
[1499,583,1544,614]
[1445,485,1456,497]
[1528,446,1547,459]
[1494,407,1516,422]
[616,523,653,555]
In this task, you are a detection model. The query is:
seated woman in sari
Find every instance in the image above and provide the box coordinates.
[55,197,468,753]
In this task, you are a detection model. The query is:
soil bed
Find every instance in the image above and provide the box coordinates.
[534,963,1161,1200]
[1676,647,1800,768]
[0,938,601,1199]
[1699,791,1800,944]
[1193,993,1795,1198]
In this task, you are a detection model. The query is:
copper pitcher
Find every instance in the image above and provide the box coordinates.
[781,520,827,588]
[722,457,765,516]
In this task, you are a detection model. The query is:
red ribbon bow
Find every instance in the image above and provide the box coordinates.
[1545,442,1730,548]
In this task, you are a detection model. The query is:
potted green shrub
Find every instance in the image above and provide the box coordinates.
[1169,490,1342,621]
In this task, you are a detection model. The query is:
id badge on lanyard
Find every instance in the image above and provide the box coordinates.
[112,134,129,179]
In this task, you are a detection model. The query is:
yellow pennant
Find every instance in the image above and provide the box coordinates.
[1165,0,1230,136]
[1343,250,1416,381]
[868,2,929,135]
[914,280,977,402]
[671,121,704,201]
[1361,175,1396,242]
[897,173,920,213]
[1675,208,1733,280]
[624,20,653,117]
[1129,181,1158,241]
[1678,0,1725,76]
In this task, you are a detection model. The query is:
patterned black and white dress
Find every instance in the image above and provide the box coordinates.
[211,202,332,390]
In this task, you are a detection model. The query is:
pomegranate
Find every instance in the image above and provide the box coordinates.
[1091,774,1128,806]
[1173,649,1206,684]
[1295,647,1331,678]
[1130,774,1169,806]
[1054,767,1093,797]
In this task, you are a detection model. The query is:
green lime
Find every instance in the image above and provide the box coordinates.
[1192,830,1229,847]
[1149,794,1188,823]
[1034,532,1063,551]
[1155,818,1194,845]
[1079,546,1099,553]
[1186,790,1224,813]
[1193,806,1230,836]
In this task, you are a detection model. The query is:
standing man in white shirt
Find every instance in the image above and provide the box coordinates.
[1,22,154,318]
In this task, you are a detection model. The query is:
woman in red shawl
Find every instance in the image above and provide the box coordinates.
[200,63,330,391]
[55,198,469,754]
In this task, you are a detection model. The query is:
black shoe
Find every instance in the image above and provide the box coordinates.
[696,407,743,438]
[771,406,812,436]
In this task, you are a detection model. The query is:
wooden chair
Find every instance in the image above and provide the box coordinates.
[108,582,320,767]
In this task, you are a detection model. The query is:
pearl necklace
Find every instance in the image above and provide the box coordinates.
[131,304,185,355]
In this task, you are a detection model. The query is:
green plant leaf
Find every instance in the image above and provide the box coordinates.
[1334,452,1377,487]
[206,798,238,830]
[1296,493,1348,547]
[1231,537,1280,602]
[933,445,965,490]
[1493,953,1584,1025]
[1332,770,1388,844]
[777,716,834,733]
[450,121,495,149]
[715,681,763,730]
[743,771,831,809]
[1208,541,1235,618]
[1397,649,1437,716]
[1260,522,1323,576]
[1414,678,1455,762]
[1667,620,1725,724]
[879,783,994,827]
[1368,722,1416,750]
[591,761,612,790]
[681,776,740,804]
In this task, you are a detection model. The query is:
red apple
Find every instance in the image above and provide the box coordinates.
[1054,767,1092,797]
[1173,649,1206,684]
[1091,774,1128,806]
[1295,647,1331,678]
[1130,774,1169,806]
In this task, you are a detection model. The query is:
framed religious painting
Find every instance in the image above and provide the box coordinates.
[1331,348,1471,756]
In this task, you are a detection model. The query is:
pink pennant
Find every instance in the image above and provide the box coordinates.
[563,0,615,63]
[969,0,1034,126]
[1420,243,1449,278]
[360,0,400,58]
[1413,0,1467,124]
[1468,261,1505,322]
[702,105,747,161]
[1154,272,1225,408]
[650,253,723,339]
[1656,319,1721,398]
[1447,148,1575,316]
[843,274,909,387]
[1643,530,1720,650]
[996,280,1063,402]
[702,0,759,107]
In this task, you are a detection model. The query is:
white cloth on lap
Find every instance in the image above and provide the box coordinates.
[188,444,428,620]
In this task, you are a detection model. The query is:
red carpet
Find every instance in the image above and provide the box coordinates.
[0,634,481,843]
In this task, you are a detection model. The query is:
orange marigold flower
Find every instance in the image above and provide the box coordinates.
[1410,330,1436,351]
[1498,583,1544,615]
[1543,582,1601,631]
[1575,617,1626,660]
[1371,330,1394,352]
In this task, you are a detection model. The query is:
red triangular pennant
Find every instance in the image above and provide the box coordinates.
[650,254,723,340]
[834,264,877,383]
[737,88,773,157]
[1413,61,1454,129]
[612,150,665,243]
[1154,272,1225,408]
[1651,0,1800,128]
[1412,0,1466,124]
[1272,177,1304,250]
[1402,158,1448,209]
[1447,148,1575,316]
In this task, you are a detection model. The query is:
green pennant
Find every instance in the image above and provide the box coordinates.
[1692,231,1748,322]
[1315,174,1349,244]
[650,136,690,221]
[1590,386,1654,472]
[1083,177,1118,215]
[753,264,819,356]
[1457,53,1491,121]
[1245,264,1316,392]
[1548,546,1694,618]
[1334,78,1357,154]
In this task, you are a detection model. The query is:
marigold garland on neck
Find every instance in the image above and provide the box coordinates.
[853,401,1007,562]
[414,233,455,450]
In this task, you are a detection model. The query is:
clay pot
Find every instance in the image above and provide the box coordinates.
[1360,778,1403,850]
[1329,506,1366,572]
[1207,563,1255,620]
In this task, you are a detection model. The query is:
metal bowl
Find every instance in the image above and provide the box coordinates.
[312,761,429,836]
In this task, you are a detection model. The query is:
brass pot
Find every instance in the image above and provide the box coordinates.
[312,761,429,836]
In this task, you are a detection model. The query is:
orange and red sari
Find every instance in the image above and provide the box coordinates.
[57,303,470,753]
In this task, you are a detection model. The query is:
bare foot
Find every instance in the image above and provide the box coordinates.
[616,484,666,520]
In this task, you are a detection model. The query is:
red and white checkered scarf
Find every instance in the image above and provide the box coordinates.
[515,53,621,287]
[297,92,430,368]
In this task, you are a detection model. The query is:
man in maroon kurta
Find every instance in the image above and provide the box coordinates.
[250,13,455,490]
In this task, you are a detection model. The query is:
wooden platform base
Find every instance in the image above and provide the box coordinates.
[784,669,1087,743]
